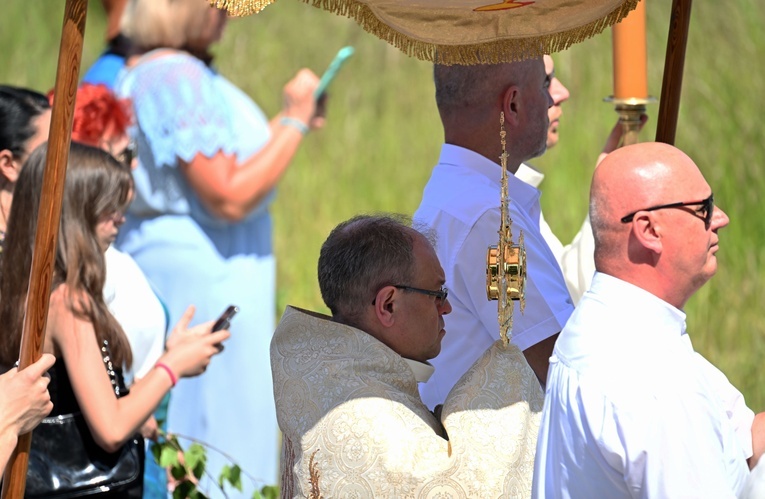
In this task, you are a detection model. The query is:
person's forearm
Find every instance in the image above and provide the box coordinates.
[226,122,304,213]
[750,412,765,469]
[87,325,227,453]
[182,124,306,222]
[87,367,172,453]
[0,431,18,475]
[522,333,559,388]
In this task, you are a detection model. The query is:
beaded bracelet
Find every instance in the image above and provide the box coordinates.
[280,116,310,136]
[155,362,177,387]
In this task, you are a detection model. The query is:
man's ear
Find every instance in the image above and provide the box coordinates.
[0,149,20,184]
[373,286,397,328]
[501,85,521,127]
[632,212,663,255]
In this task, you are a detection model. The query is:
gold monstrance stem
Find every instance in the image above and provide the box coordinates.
[498,113,512,342]
[487,113,526,346]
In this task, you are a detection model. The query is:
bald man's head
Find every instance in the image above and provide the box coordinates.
[591,143,684,256]
[590,142,729,308]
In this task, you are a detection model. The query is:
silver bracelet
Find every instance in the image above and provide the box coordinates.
[280,116,309,136]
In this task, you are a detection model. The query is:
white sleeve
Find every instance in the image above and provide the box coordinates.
[741,456,765,499]
[693,351,755,457]
[590,386,744,498]
[557,215,596,304]
[454,210,573,351]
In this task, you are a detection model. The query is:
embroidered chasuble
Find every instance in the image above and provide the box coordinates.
[272,306,544,498]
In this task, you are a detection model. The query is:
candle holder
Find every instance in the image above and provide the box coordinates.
[603,96,657,147]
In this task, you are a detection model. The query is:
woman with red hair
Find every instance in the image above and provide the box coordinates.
[71,83,132,157]
[51,83,135,167]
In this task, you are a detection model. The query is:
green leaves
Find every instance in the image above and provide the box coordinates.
[172,481,205,499]
[254,485,280,499]
[218,464,242,491]
[149,431,279,499]
[159,445,180,468]
[185,443,207,480]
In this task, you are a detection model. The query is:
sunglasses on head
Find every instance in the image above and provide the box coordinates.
[115,140,137,167]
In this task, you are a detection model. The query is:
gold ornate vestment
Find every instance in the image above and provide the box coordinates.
[271,306,544,498]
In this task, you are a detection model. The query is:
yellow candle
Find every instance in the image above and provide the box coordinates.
[612,0,648,100]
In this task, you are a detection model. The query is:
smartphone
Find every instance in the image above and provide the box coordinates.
[212,305,239,332]
[314,46,355,99]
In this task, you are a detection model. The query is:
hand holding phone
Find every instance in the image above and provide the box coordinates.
[314,46,355,99]
[212,305,239,332]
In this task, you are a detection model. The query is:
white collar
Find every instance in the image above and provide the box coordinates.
[514,162,545,189]
[438,144,541,212]
[590,272,688,337]
[404,359,435,383]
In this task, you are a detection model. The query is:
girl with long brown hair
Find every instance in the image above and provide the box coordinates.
[0,142,228,496]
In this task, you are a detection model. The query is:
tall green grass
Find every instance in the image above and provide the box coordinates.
[2,0,763,409]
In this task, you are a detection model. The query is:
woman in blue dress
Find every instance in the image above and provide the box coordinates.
[115,1,325,495]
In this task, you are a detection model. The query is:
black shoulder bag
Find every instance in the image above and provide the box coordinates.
[24,340,145,498]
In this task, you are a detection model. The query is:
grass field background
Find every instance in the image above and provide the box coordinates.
[2,0,763,409]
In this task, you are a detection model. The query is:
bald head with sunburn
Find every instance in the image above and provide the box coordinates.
[590,142,729,308]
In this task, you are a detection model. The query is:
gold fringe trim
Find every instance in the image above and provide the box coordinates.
[211,0,639,65]
[209,0,274,16]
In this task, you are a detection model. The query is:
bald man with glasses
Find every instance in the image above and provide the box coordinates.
[533,142,764,498]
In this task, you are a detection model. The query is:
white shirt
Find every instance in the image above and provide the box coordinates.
[415,145,574,409]
[104,246,168,383]
[515,163,595,304]
[533,272,753,499]
[741,456,765,499]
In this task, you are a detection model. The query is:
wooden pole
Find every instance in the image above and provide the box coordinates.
[655,0,692,145]
[0,0,88,497]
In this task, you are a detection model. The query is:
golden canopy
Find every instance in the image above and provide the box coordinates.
[210,0,639,65]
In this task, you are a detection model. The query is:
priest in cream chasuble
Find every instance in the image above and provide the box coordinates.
[272,306,543,498]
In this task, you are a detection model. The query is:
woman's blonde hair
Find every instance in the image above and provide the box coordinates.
[121,0,216,52]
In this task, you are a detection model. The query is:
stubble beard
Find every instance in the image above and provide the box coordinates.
[529,134,548,161]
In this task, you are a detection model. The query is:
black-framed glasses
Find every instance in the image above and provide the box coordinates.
[394,285,449,304]
[620,193,714,229]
